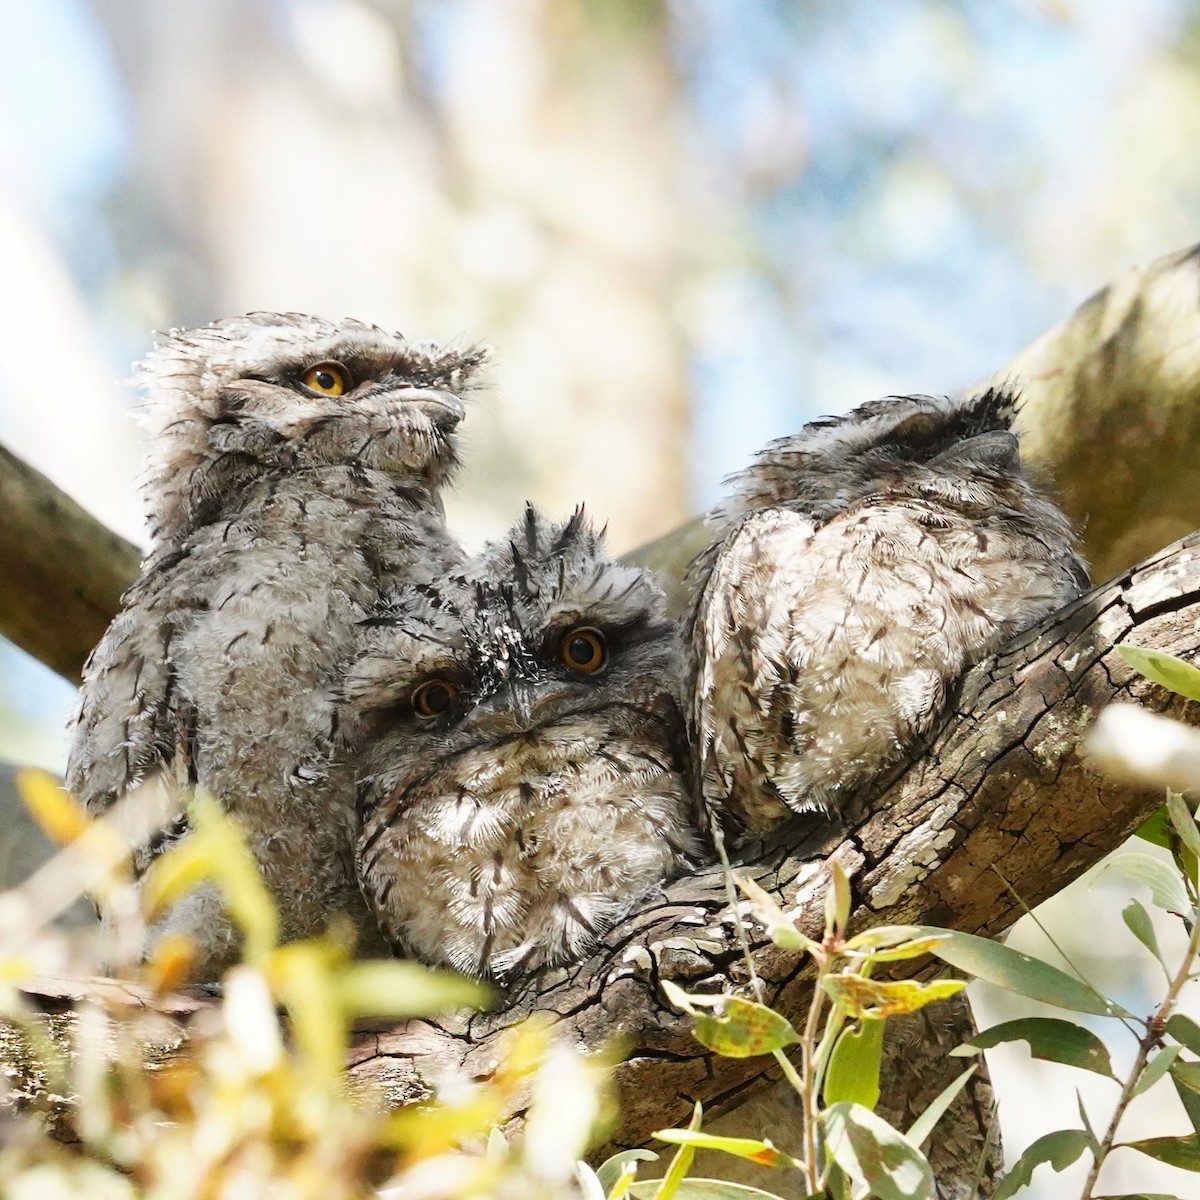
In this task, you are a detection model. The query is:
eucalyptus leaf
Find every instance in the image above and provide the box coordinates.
[953,1016,1114,1078]
[627,1183,793,1199]
[1099,852,1191,917]
[595,1150,660,1194]
[693,997,799,1059]
[914,928,1112,1015]
[652,1130,799,1168]
[737,876,817,953]
[823,974,964,1019]
[1117,644,1200,703]
[1075,1090,1101,1154]
[993,1129,1091,1200]
[1132,1045,1183,1098]
[823,1102,933,1200]
[825,1018,884,1109]
[654,1101,703,1200]
[907,1066,976,1149]
[1084,1194,1181,1199]
[1120,1135,1200,1170]
[336,960,489,1018]
[1122,900,1168,972]
[1135,806,1172,849]
[827,859,852,939]
[1172,1065,1200,1133]
[1168,790,1200,856]
[1167,1014,1200,1056]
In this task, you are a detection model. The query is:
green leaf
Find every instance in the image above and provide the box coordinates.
[1086,1194,1181,1199]
[628,1183,793,1199]
[1120,1135,1200,1170]
[953,1017,1114,1076]
[1076,1090,1101,1154]
[661,980,727,1015]
[906,1065,977,1149]
[595,1149,659,1194]
[843,925,930,953]
[823,1102,933,1200]
[824,974,965,1019]
[1132,1045,1183,1098]
[1117,645,1200,703]
[1167,1013,1200,1056]
[914,928,1112,1015]
[1122,900,1168,973]
[737,876,818,954]
[1172,1063,1200,1133]
[1135,806,1172,849]
[1099,852,1191,917]
[693,997,799,1059]
[651,1130,800,1169]
[336,960,490,1018]
[1168,790,1200,856]
[825,1017,884,1109]
[654,1101,703,1200]
[857,936,950,965]
[993,1129,1091,1200]
[827,859,852,939]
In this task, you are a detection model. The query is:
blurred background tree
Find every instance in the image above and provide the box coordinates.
[4,1,1200,1194]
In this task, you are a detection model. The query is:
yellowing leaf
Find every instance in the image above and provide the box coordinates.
[142,796,278,961]
[144,932,197,997]
[823,974,965,1019]
[737,876,817,954]
[693,997,799,1058]
[652,1130,800,1168]
[269,941,347,1084]
[336,960,489,1018]
[17,769,91,845]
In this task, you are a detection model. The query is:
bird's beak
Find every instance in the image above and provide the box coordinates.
[396,387,466,429]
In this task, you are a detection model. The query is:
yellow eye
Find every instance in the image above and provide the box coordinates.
[301,362,349,396]
[560,627,606,674]
[412,679,459,719]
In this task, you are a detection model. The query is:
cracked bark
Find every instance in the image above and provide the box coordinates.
[341,532,1200,1156]
[19,531,1187,1171]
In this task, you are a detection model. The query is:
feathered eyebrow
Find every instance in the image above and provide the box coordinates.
[539,607,672,654]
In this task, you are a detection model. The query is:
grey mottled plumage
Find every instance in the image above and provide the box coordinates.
[689,387,1088,828]
[344,506,706,979]
[67,312,486,977]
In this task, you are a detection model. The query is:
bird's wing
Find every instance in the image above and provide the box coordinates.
[66,544,202,822]
[690,506,825,828]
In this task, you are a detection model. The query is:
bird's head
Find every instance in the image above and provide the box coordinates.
[135,311,488,542]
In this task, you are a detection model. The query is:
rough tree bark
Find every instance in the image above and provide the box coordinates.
[324,533,1197,1156]
[16,531,1197,1170]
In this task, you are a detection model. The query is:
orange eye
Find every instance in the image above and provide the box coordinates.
[560,627,606,674]
[412,679,459,718]
[301,362,349,396]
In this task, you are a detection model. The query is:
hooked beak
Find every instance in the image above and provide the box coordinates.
[395,386,466,430]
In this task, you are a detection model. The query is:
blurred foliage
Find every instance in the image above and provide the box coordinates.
[0,775,614,1200]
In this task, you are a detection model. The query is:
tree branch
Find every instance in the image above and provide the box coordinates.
[0,444,141,680]
[331,530,1198,1152]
